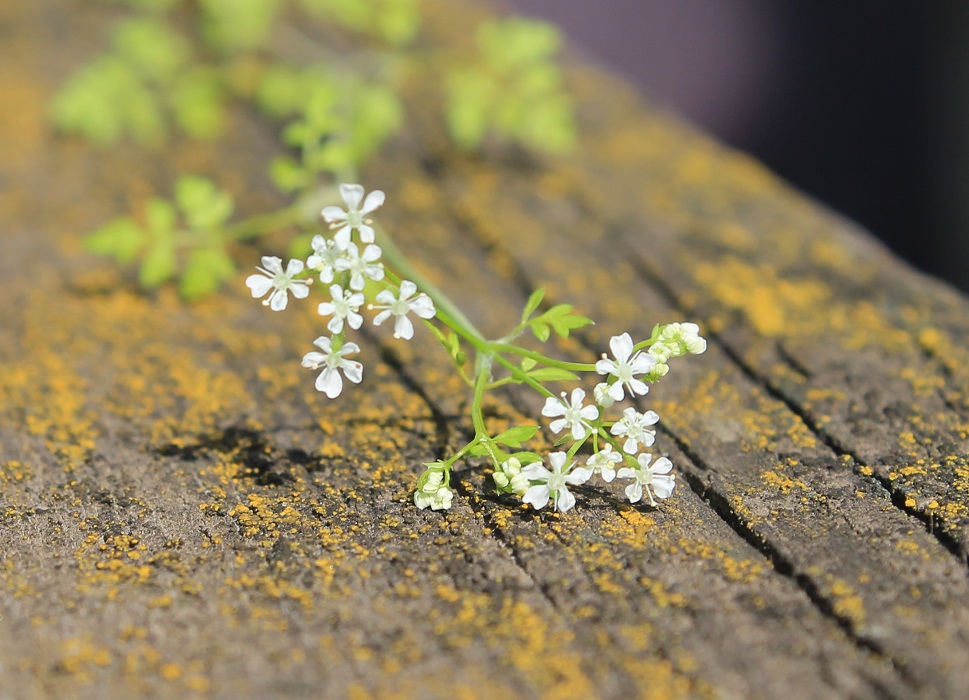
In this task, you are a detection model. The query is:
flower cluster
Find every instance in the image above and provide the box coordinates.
[249,183,707,514]
[246,183,436,398]
[503,328,703,514]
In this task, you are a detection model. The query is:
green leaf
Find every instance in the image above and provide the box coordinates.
[85,217,146,263]
[112,17,189,81]
[510,451,543,466]
[540,304,594,339]
[139,241,177,288]
[525,367,579,382]
[269,157,311,193]
[492,425,539,448]
[531,322,551,343]
[200,0,282,53]
[521,287,545,322]
[175,176,233,230]
[180,248,235,300]
[170,68,224,140]
[145,199,177,234]
[520,357,537,372]
[467,444,490,457]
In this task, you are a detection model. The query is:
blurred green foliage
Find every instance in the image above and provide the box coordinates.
[447,18,576,153]
[53,0,577,298]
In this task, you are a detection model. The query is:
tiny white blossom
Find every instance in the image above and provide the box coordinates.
[650,322,707,362]
[586,444,623,483]
[321,183,385,248]
[246,256,311,311]
[610,407,659,455]
[301,336,363,399]
[334,242,384,291]
[595,332,656,402]
[493,457,531,496]
[307,234,345,281]
[370,280,436,340]
[594,382,616,408]
[542,388,599,441]
[317,284,364,335]
[521,452,593,513]
[414,471,453,511]
[617,453,675,506]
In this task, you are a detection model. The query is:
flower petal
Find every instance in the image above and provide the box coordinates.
[566,467,593,485]
[269,290,288,311]
[291,283,310,300]
[394,314,414,340]
[285,258,305,276]
[342,361,363,384]
[411,295,436,319]
[521,464,551,480]
[399,279,417,299]
[554,487,576,512]
[609,332,634,362]
[652,475,675,499]
[624,482,643,503]
[542,396,566,418]
[317,368,343,398]
[246,274,272,298]
[301,351,325,368]
[361,189,385,214]
[523,485,550,510]
[260,256,283,272]
[340,183,364,210]
[651,457,673,474]
[320,206,346,224]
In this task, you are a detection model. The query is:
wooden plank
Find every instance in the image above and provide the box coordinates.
[1,0,968,698]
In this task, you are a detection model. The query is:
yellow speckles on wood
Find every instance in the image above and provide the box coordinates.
[693,257,831,337]
[826,578,866,628]
[760,469,808,495]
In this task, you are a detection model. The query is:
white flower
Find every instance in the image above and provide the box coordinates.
[521,452,593,513]
[586,444,623,483]
[617,453,675,506]
[321,183,385,248]
[650,322,707,362]
[246,256,312,311]
[370,280,436,340]
[541,388,599,441]
[595,332,656,402]
[610,407,659,455]
[334,243,384,291]
[414,471,453,511]
[493,457,531,496]
[307,234,345,281]
[594,382,616,409]
[301,336,363,399]
[317,284,364,335]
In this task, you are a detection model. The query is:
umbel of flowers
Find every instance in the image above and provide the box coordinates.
[247,184,707,513]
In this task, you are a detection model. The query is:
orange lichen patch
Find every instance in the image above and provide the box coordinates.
[693,258,831,337]
[656,369,816,452]
[760,469,808,495]
[0,460,34,486]
[826,578,866,628]
[54,636,113,681]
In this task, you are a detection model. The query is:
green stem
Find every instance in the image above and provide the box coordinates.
[489,343,596,372]
[375,222,485,341]
[222,205,307,242]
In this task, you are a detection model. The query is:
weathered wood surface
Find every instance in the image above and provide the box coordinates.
[3,1,969,698]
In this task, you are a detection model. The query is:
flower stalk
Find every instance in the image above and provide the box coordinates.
[247,183,708,513]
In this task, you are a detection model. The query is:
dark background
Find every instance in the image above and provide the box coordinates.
[510,0,969,294]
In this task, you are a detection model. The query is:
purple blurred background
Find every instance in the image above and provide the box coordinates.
[510,0,969,293]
